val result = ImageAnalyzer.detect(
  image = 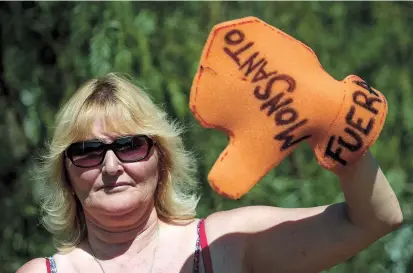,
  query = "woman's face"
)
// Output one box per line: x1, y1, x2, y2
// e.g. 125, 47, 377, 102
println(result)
65, 119, 160, 220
